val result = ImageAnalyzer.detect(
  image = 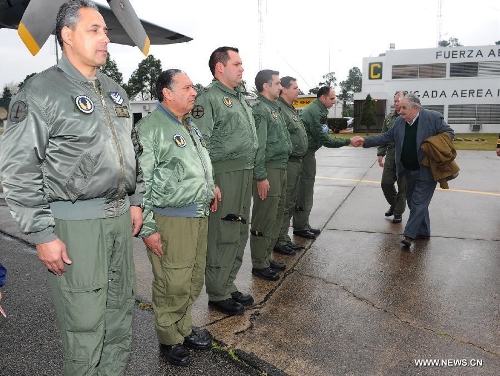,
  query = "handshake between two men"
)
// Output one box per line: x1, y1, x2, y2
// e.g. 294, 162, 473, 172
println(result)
349, 136, 365, 147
